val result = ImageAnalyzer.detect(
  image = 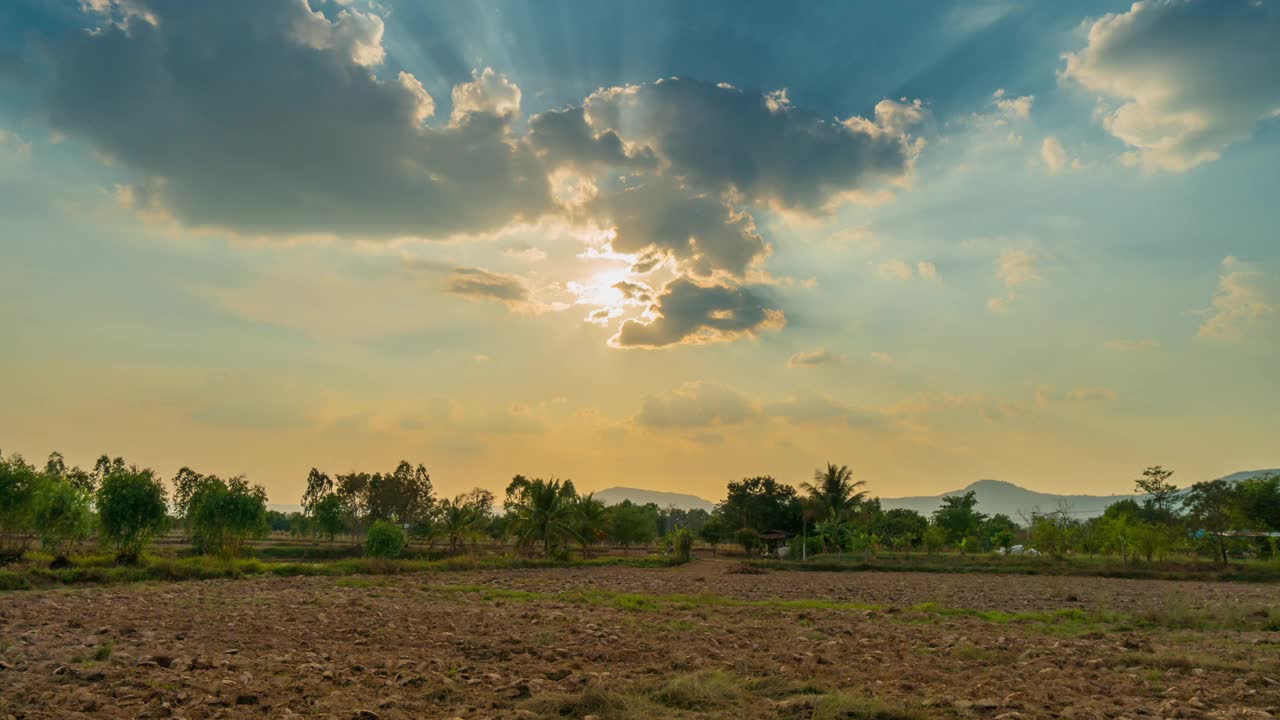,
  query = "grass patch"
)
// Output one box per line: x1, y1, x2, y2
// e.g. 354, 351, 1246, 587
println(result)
1115, 651, 1271, 675
92, 640, 113, 662
427, 584, 885, 615
518, 670, 928, 720
0, 552, 686, 592
751, 553, 1280, 583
